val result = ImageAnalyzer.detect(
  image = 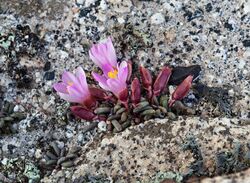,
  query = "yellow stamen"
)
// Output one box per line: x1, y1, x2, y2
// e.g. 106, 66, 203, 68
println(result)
108, 69, 118, 79
67, 81, 74, 86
